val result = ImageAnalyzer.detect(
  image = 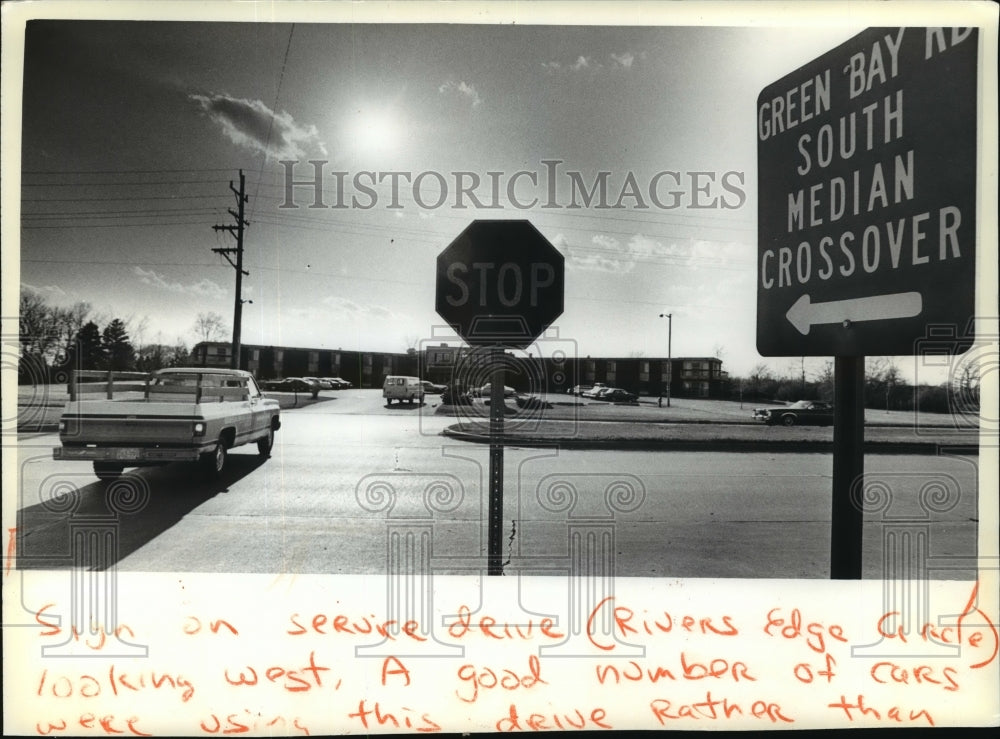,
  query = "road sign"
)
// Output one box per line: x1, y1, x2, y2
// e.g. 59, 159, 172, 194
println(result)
757, 27, 977, 356
436, 220, 565, 349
